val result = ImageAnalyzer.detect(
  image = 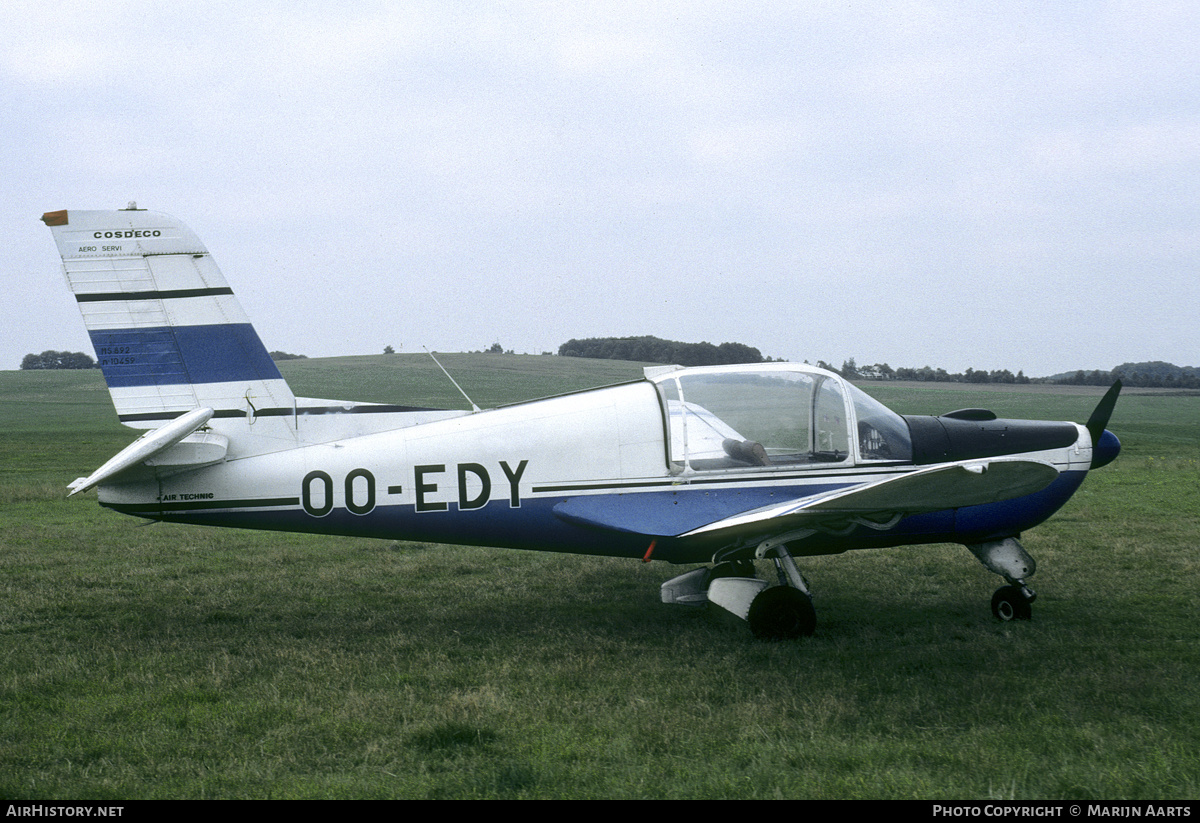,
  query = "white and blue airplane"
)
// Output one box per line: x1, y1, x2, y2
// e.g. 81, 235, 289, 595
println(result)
42, 206, 1122, 638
